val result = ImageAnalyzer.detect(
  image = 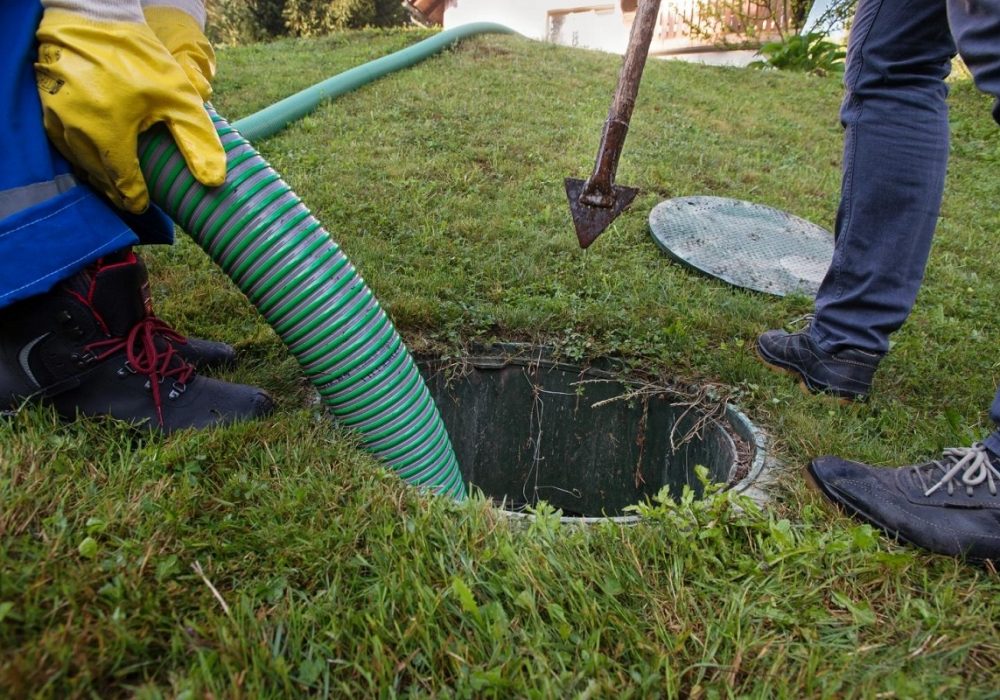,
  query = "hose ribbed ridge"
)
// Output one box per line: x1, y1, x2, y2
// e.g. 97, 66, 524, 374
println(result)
138, 109, 466, 499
